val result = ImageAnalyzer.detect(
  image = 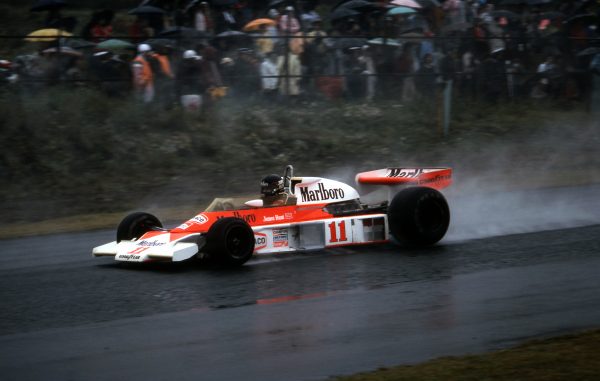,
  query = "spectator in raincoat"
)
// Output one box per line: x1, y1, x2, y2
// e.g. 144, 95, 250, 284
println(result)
260, 51, 279, 99
176, 50, 205, 111
131, 43, 154, 103
148, 45, 175, 107
277, 51, 301, 98
279, 6, 300, 35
